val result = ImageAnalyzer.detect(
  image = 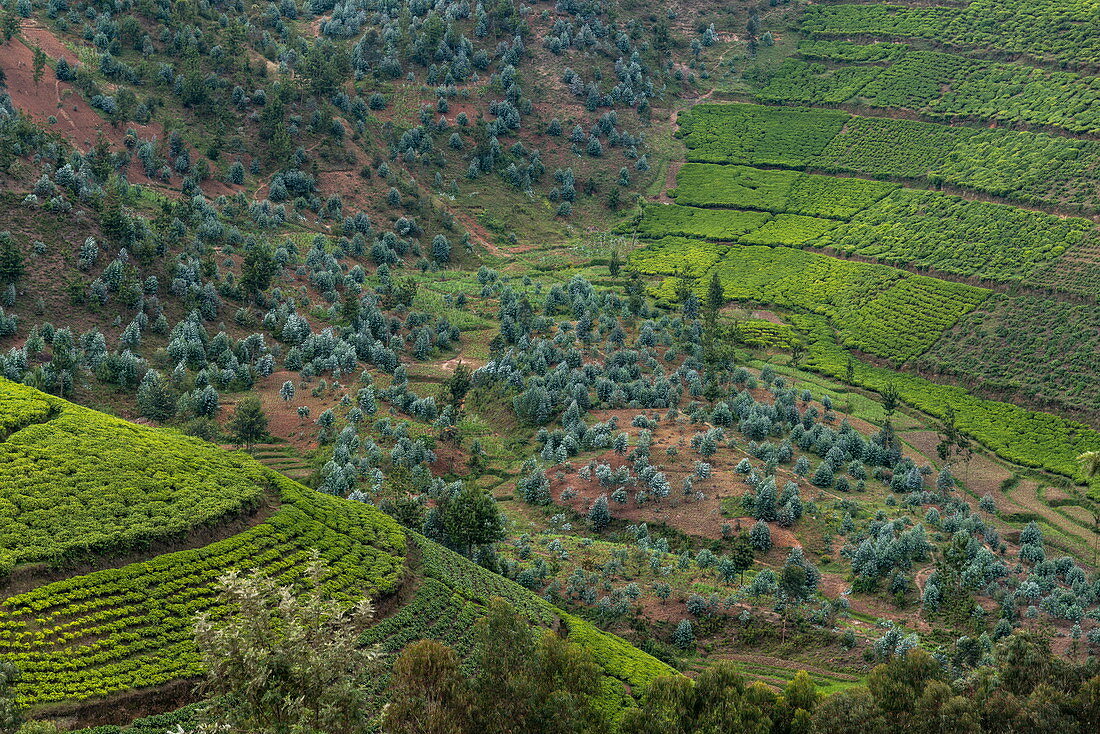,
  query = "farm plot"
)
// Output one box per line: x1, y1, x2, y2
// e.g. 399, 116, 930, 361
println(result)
666, 164, 1088, 283
0, 380, 270, 571
818, 188, 1090, 281
631, 204, 771, 240
616, 236, 727, 278
0, 380, 55, 438
757, 47, 1100, 135
636, 238, 989, 363
801, 0, 1100, 68
679, 104, 1100, 210
672, 163, 897, 219
919, 294, 1100, 414
677, 104, 848, 168
0, 476, 406, 706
